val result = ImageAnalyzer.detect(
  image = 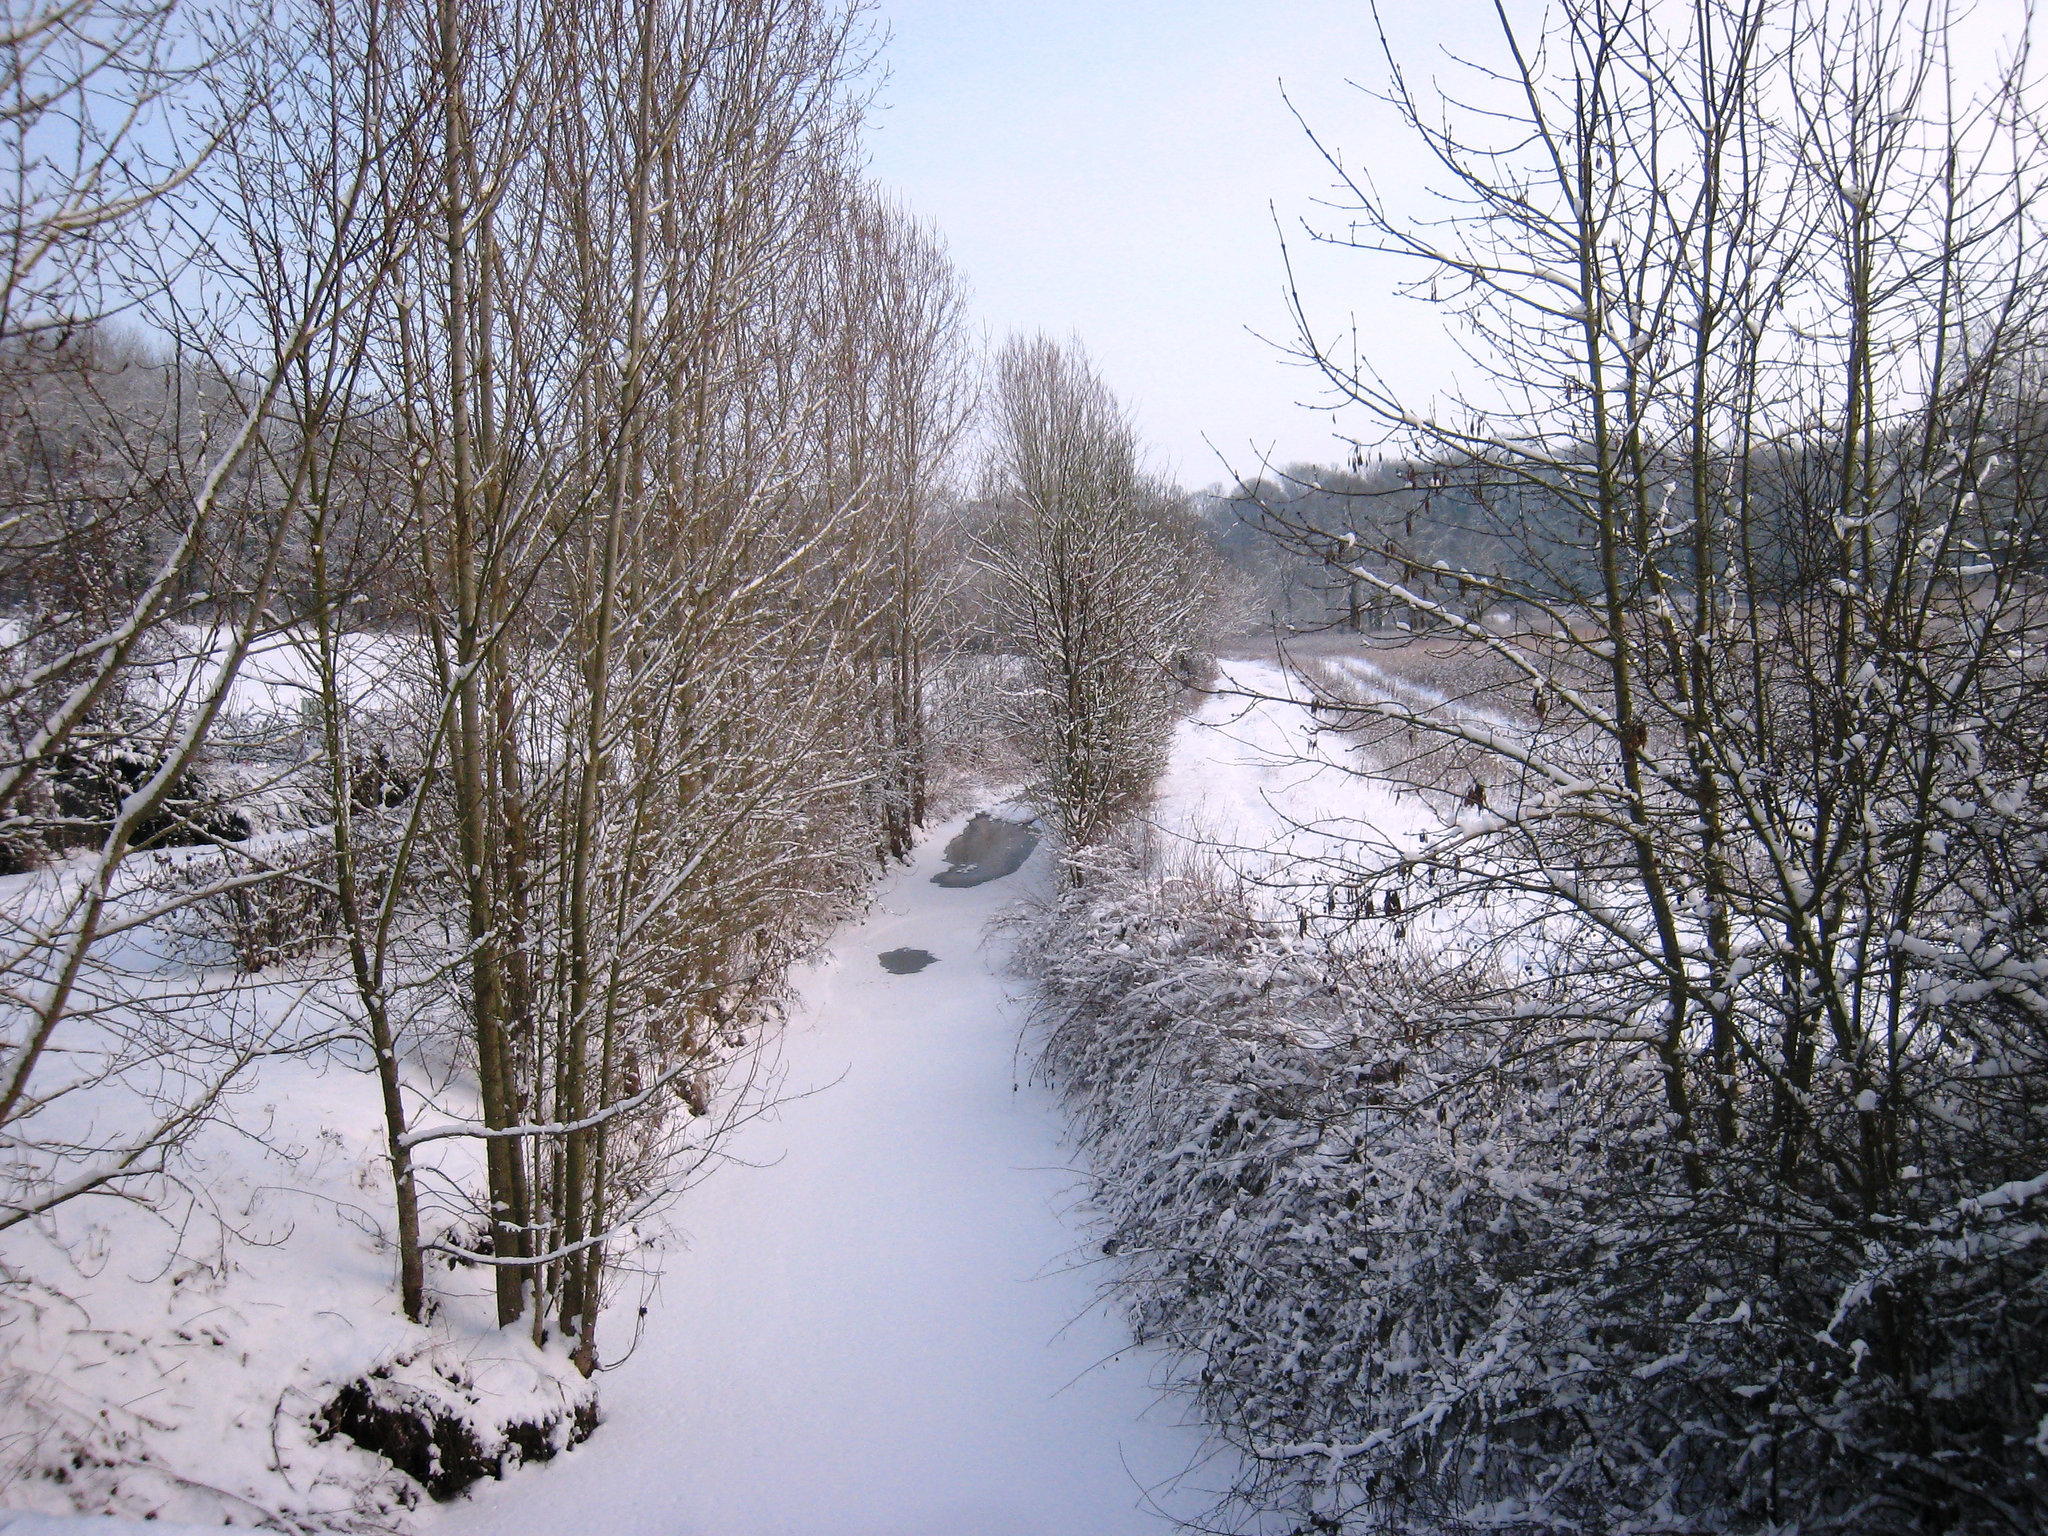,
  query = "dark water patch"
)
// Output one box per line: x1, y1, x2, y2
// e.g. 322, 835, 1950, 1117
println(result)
932, 812, 1039, 888
879, 947, 937, 975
